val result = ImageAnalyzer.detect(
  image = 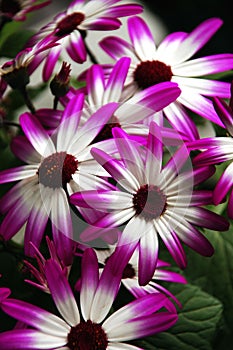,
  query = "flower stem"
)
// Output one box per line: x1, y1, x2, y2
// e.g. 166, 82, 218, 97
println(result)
19, 86, 36, 114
